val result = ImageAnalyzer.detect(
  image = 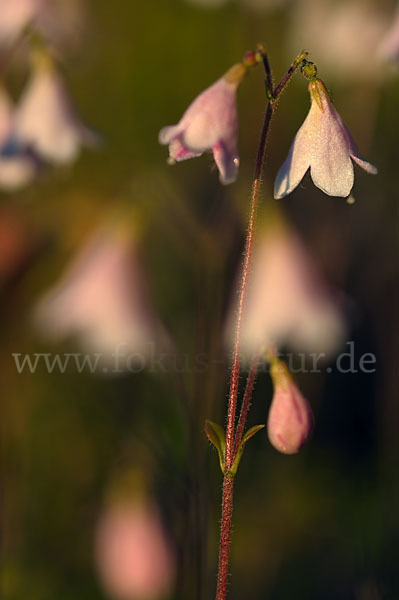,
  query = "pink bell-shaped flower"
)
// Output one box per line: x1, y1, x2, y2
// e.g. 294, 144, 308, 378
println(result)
159, 62, 247, 184
268, 358, 314, 455
274, 78, 377, 199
